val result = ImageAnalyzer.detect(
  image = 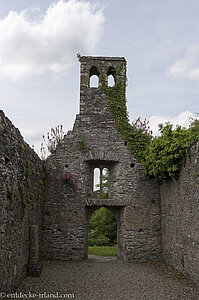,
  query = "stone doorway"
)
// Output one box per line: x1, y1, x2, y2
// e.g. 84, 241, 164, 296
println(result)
85, 206, 125, 259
